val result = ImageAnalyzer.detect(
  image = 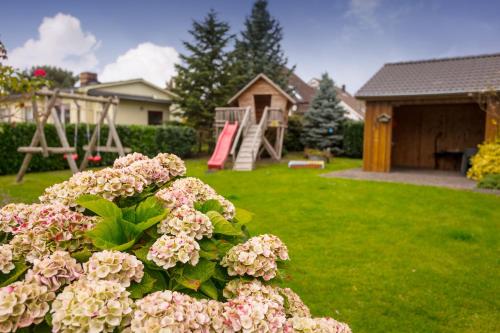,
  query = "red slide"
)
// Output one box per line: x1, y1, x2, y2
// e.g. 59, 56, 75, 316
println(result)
208, 121, 239, 170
